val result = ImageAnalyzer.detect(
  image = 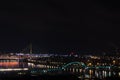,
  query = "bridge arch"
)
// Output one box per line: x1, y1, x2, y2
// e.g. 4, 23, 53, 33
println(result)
62, 61, 86, 69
